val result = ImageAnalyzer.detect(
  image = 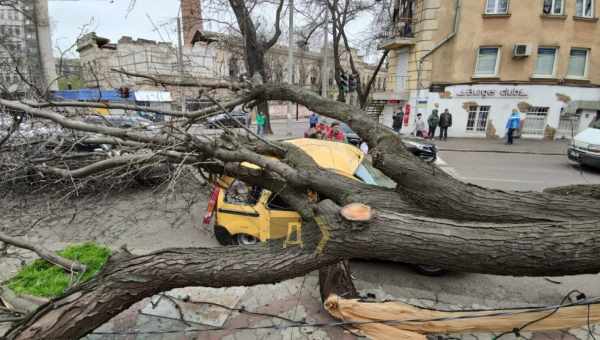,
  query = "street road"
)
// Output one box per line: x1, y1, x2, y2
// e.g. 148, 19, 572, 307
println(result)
438, 151, 600, 191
